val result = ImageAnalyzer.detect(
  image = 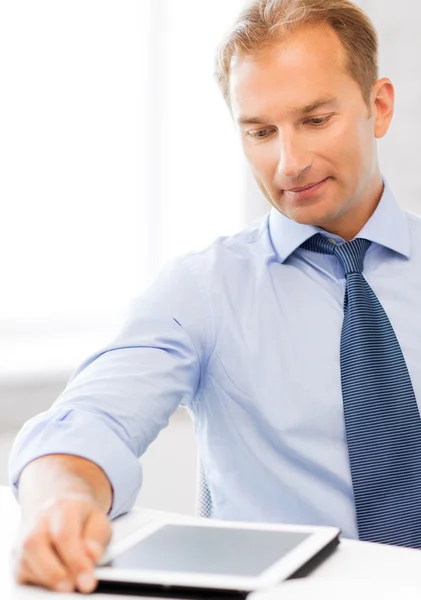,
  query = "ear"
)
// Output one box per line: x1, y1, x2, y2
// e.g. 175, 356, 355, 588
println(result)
371, 78, 395, 139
